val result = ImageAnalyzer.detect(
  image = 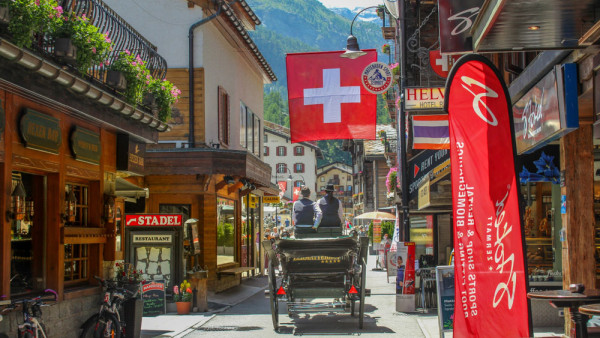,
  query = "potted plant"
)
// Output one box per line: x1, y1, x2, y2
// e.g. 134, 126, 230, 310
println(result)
381, 44, 390, 55
148, 77, 181, 122
51, 12, 111, 72
114, 262, 143, 292
5, 0, 63, 48
385, 167, 398, 196
109, 50, 150, 105
376, 5, 385, 19
173, 281, 193, 315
